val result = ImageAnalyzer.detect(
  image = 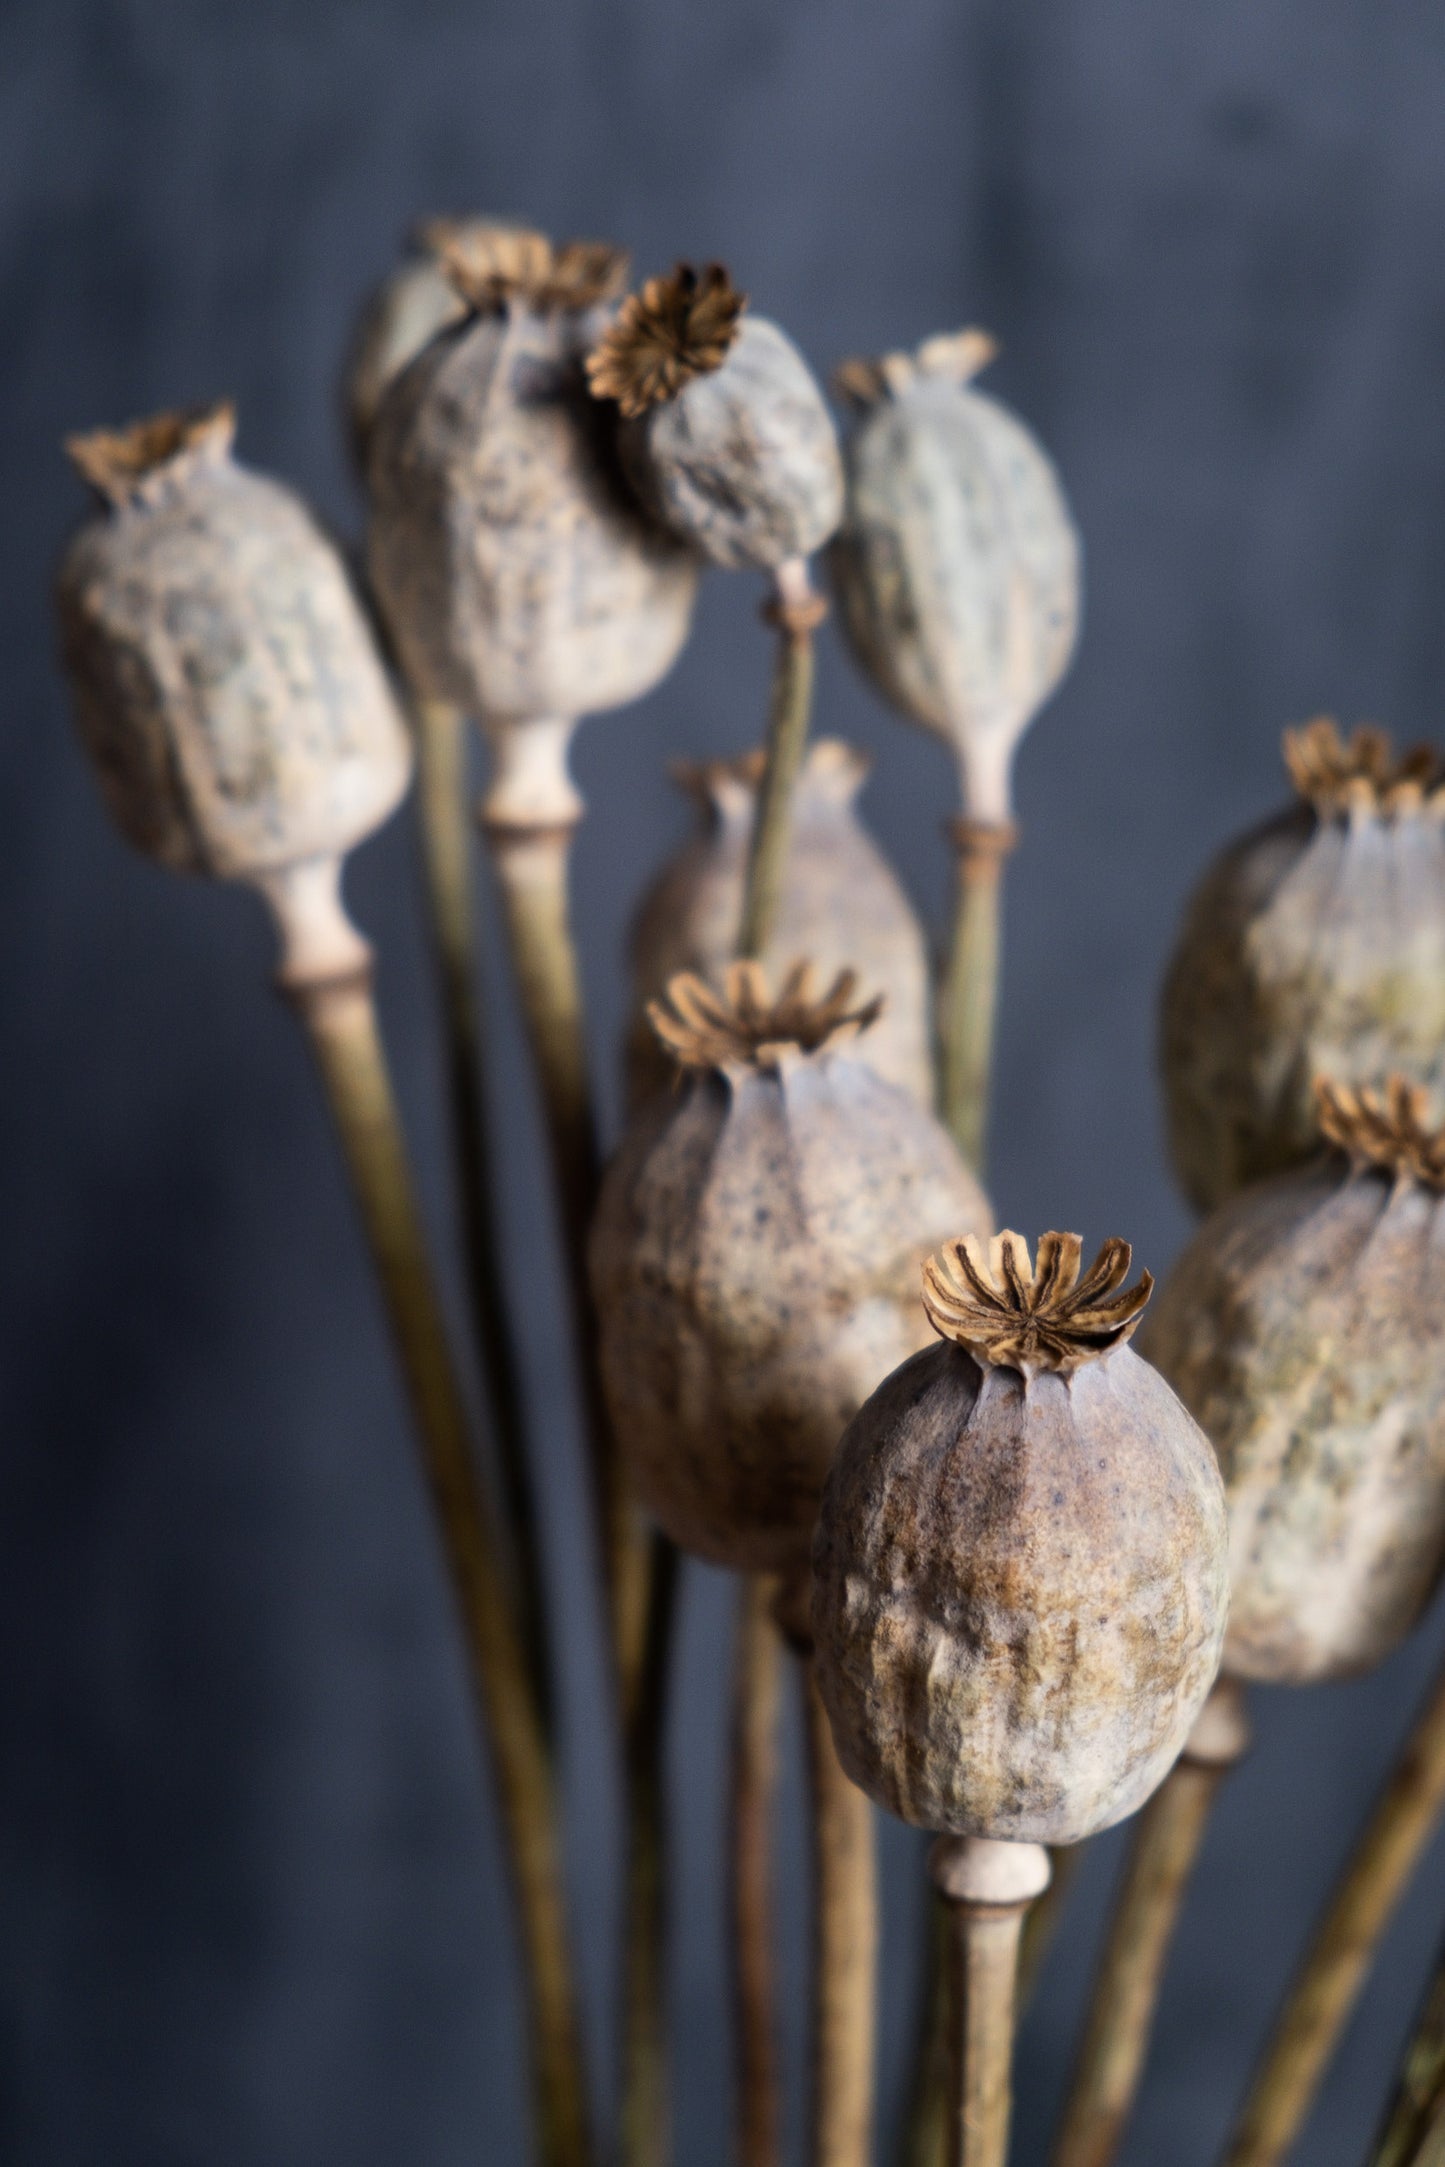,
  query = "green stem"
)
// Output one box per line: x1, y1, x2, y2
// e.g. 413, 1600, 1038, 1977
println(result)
737, 559, 825, 961
413, 697, 552, 1735
290, 964, 590, 2167
937, 820, 1018, 1172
